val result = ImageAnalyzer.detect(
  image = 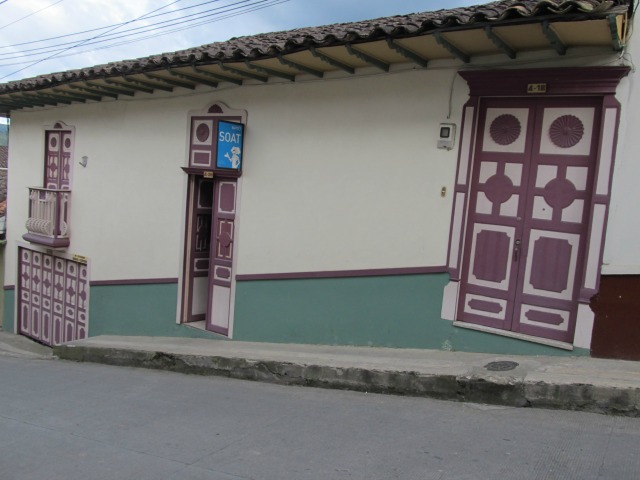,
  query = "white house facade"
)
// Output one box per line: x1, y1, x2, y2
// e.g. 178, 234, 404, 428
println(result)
1, 0, 638, 359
